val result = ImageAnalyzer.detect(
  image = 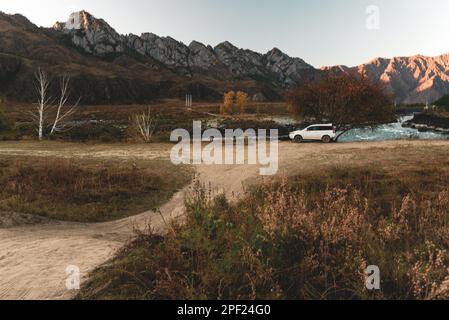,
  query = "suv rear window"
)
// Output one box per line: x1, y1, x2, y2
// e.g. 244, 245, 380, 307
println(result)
308, 126, 333, 131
